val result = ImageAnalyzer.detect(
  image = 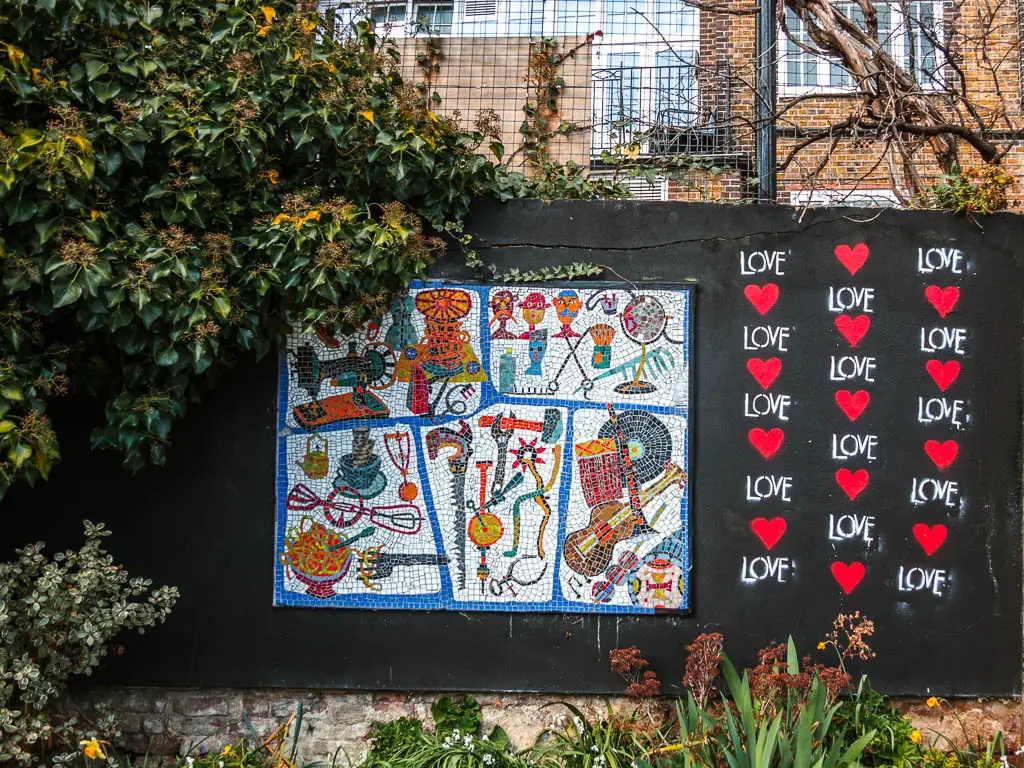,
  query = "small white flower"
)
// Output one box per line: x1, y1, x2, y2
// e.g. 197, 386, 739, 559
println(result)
594, 755, 606, 767
452, 728, 462, 739
481, 735, 489, 742
359, 750, 368, 763
464, 735, 473, 746
483, 754, 495, 765
218, 762, 225, 768
186, 759, 194, 768
591, 745, 599, 753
